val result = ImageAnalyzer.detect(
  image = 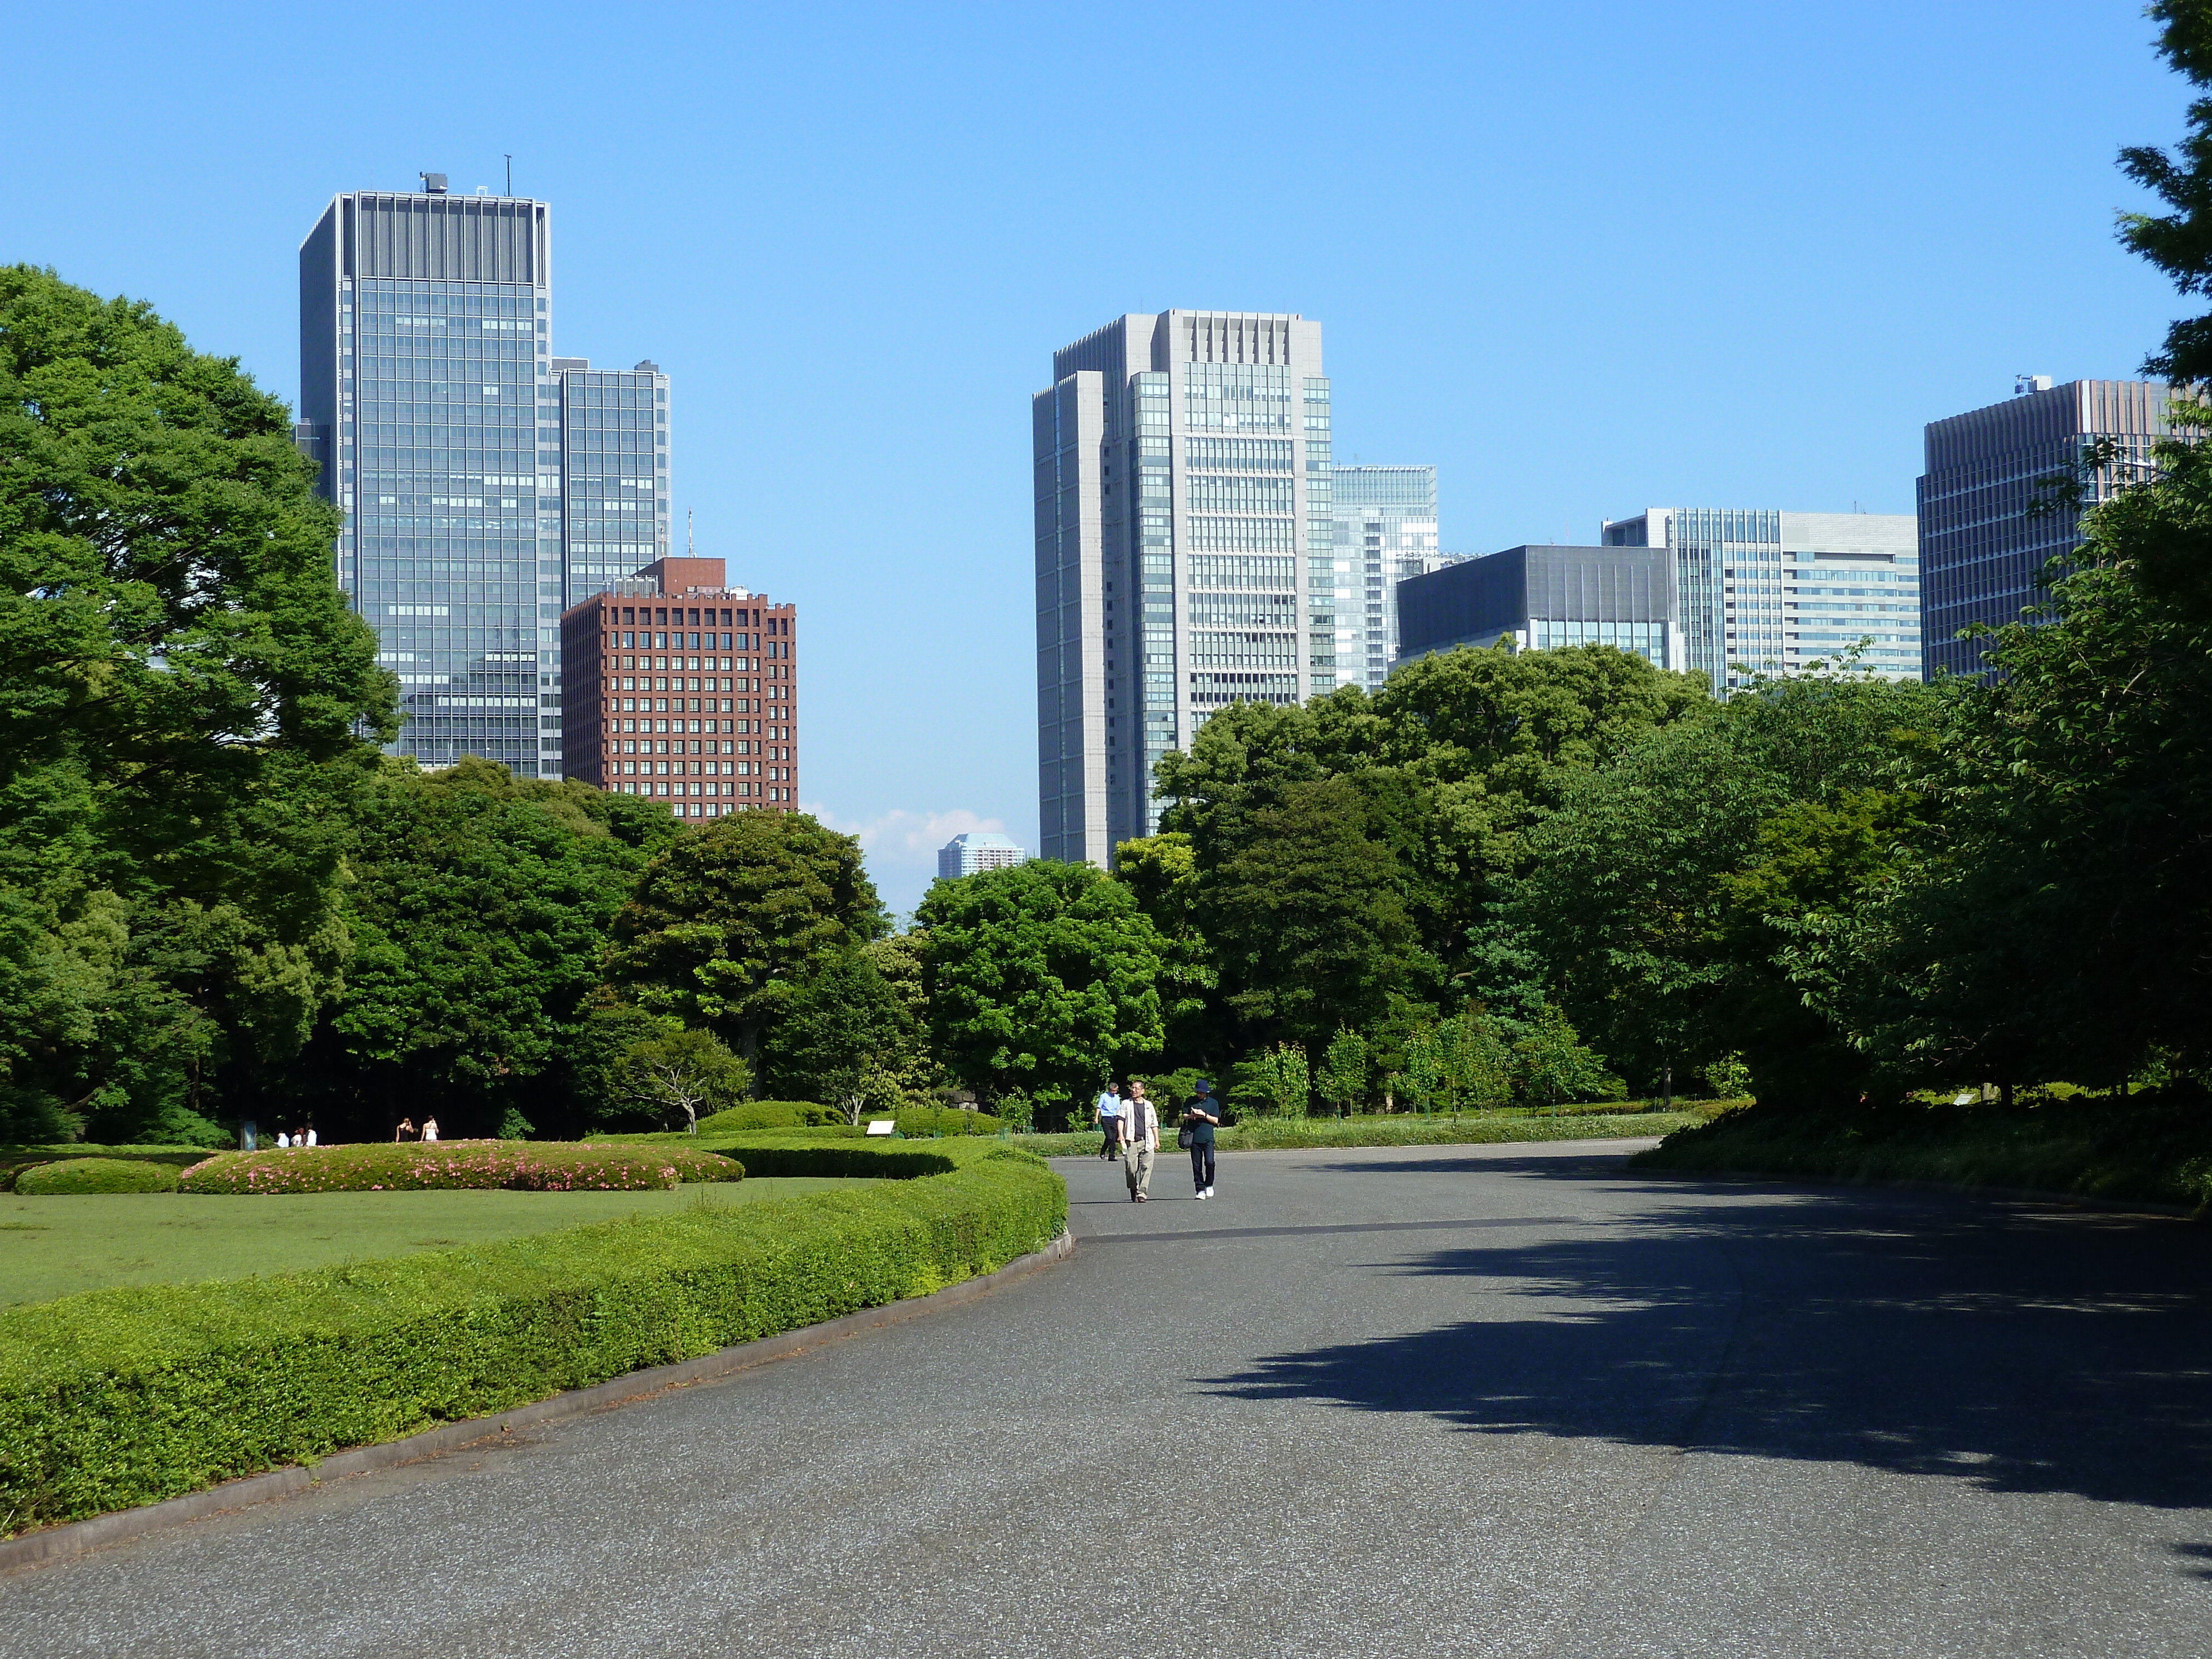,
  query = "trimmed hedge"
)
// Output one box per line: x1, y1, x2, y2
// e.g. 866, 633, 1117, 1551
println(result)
177, 1140, 743, 1195
890, 1107, 1005, 1138
694, 1101, 844, 1134
0, 1138, 1065, 1537
13, 1158, 182, 1196
1, 1149, 209, 1193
